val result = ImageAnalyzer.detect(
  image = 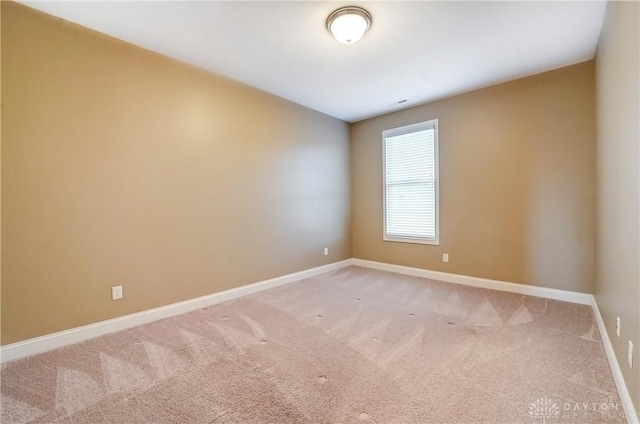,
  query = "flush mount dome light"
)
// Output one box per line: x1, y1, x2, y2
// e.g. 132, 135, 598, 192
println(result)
326, 6, 372, 45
